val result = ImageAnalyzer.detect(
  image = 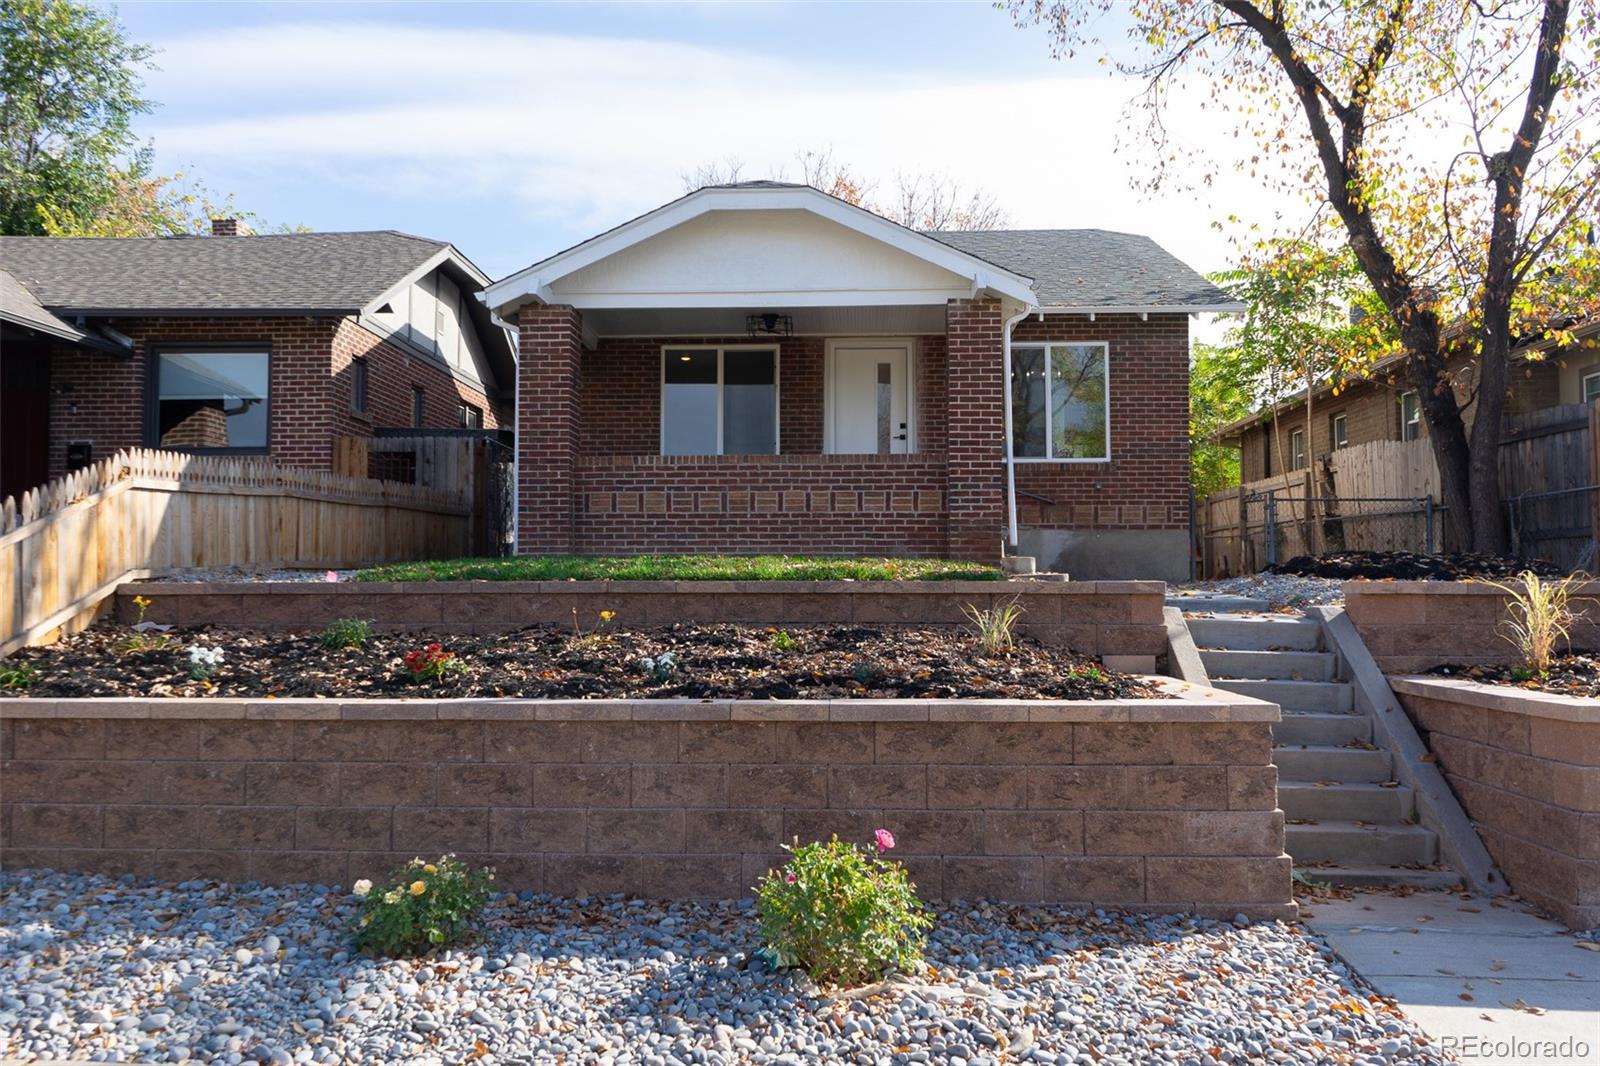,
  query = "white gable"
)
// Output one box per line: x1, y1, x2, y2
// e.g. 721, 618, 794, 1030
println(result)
549, 210, 976, 308
483, 184, 1038, 319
